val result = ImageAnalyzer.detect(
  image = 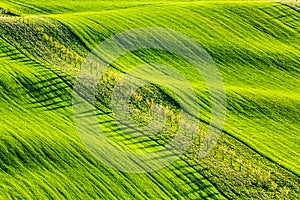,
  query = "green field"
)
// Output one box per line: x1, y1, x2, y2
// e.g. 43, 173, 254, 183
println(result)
0, 0, 299, 199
